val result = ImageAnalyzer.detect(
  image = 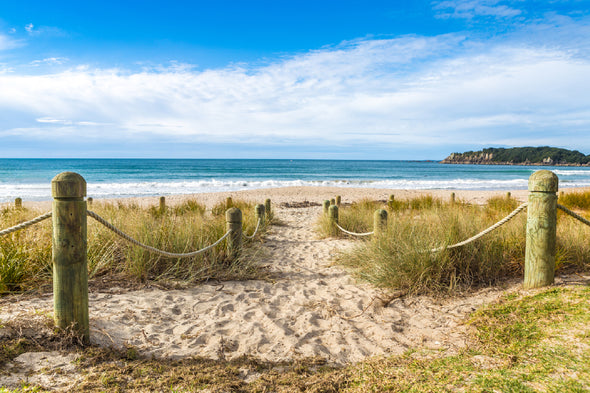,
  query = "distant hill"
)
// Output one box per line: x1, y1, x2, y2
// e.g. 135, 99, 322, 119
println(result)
441, 147, 590, 166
